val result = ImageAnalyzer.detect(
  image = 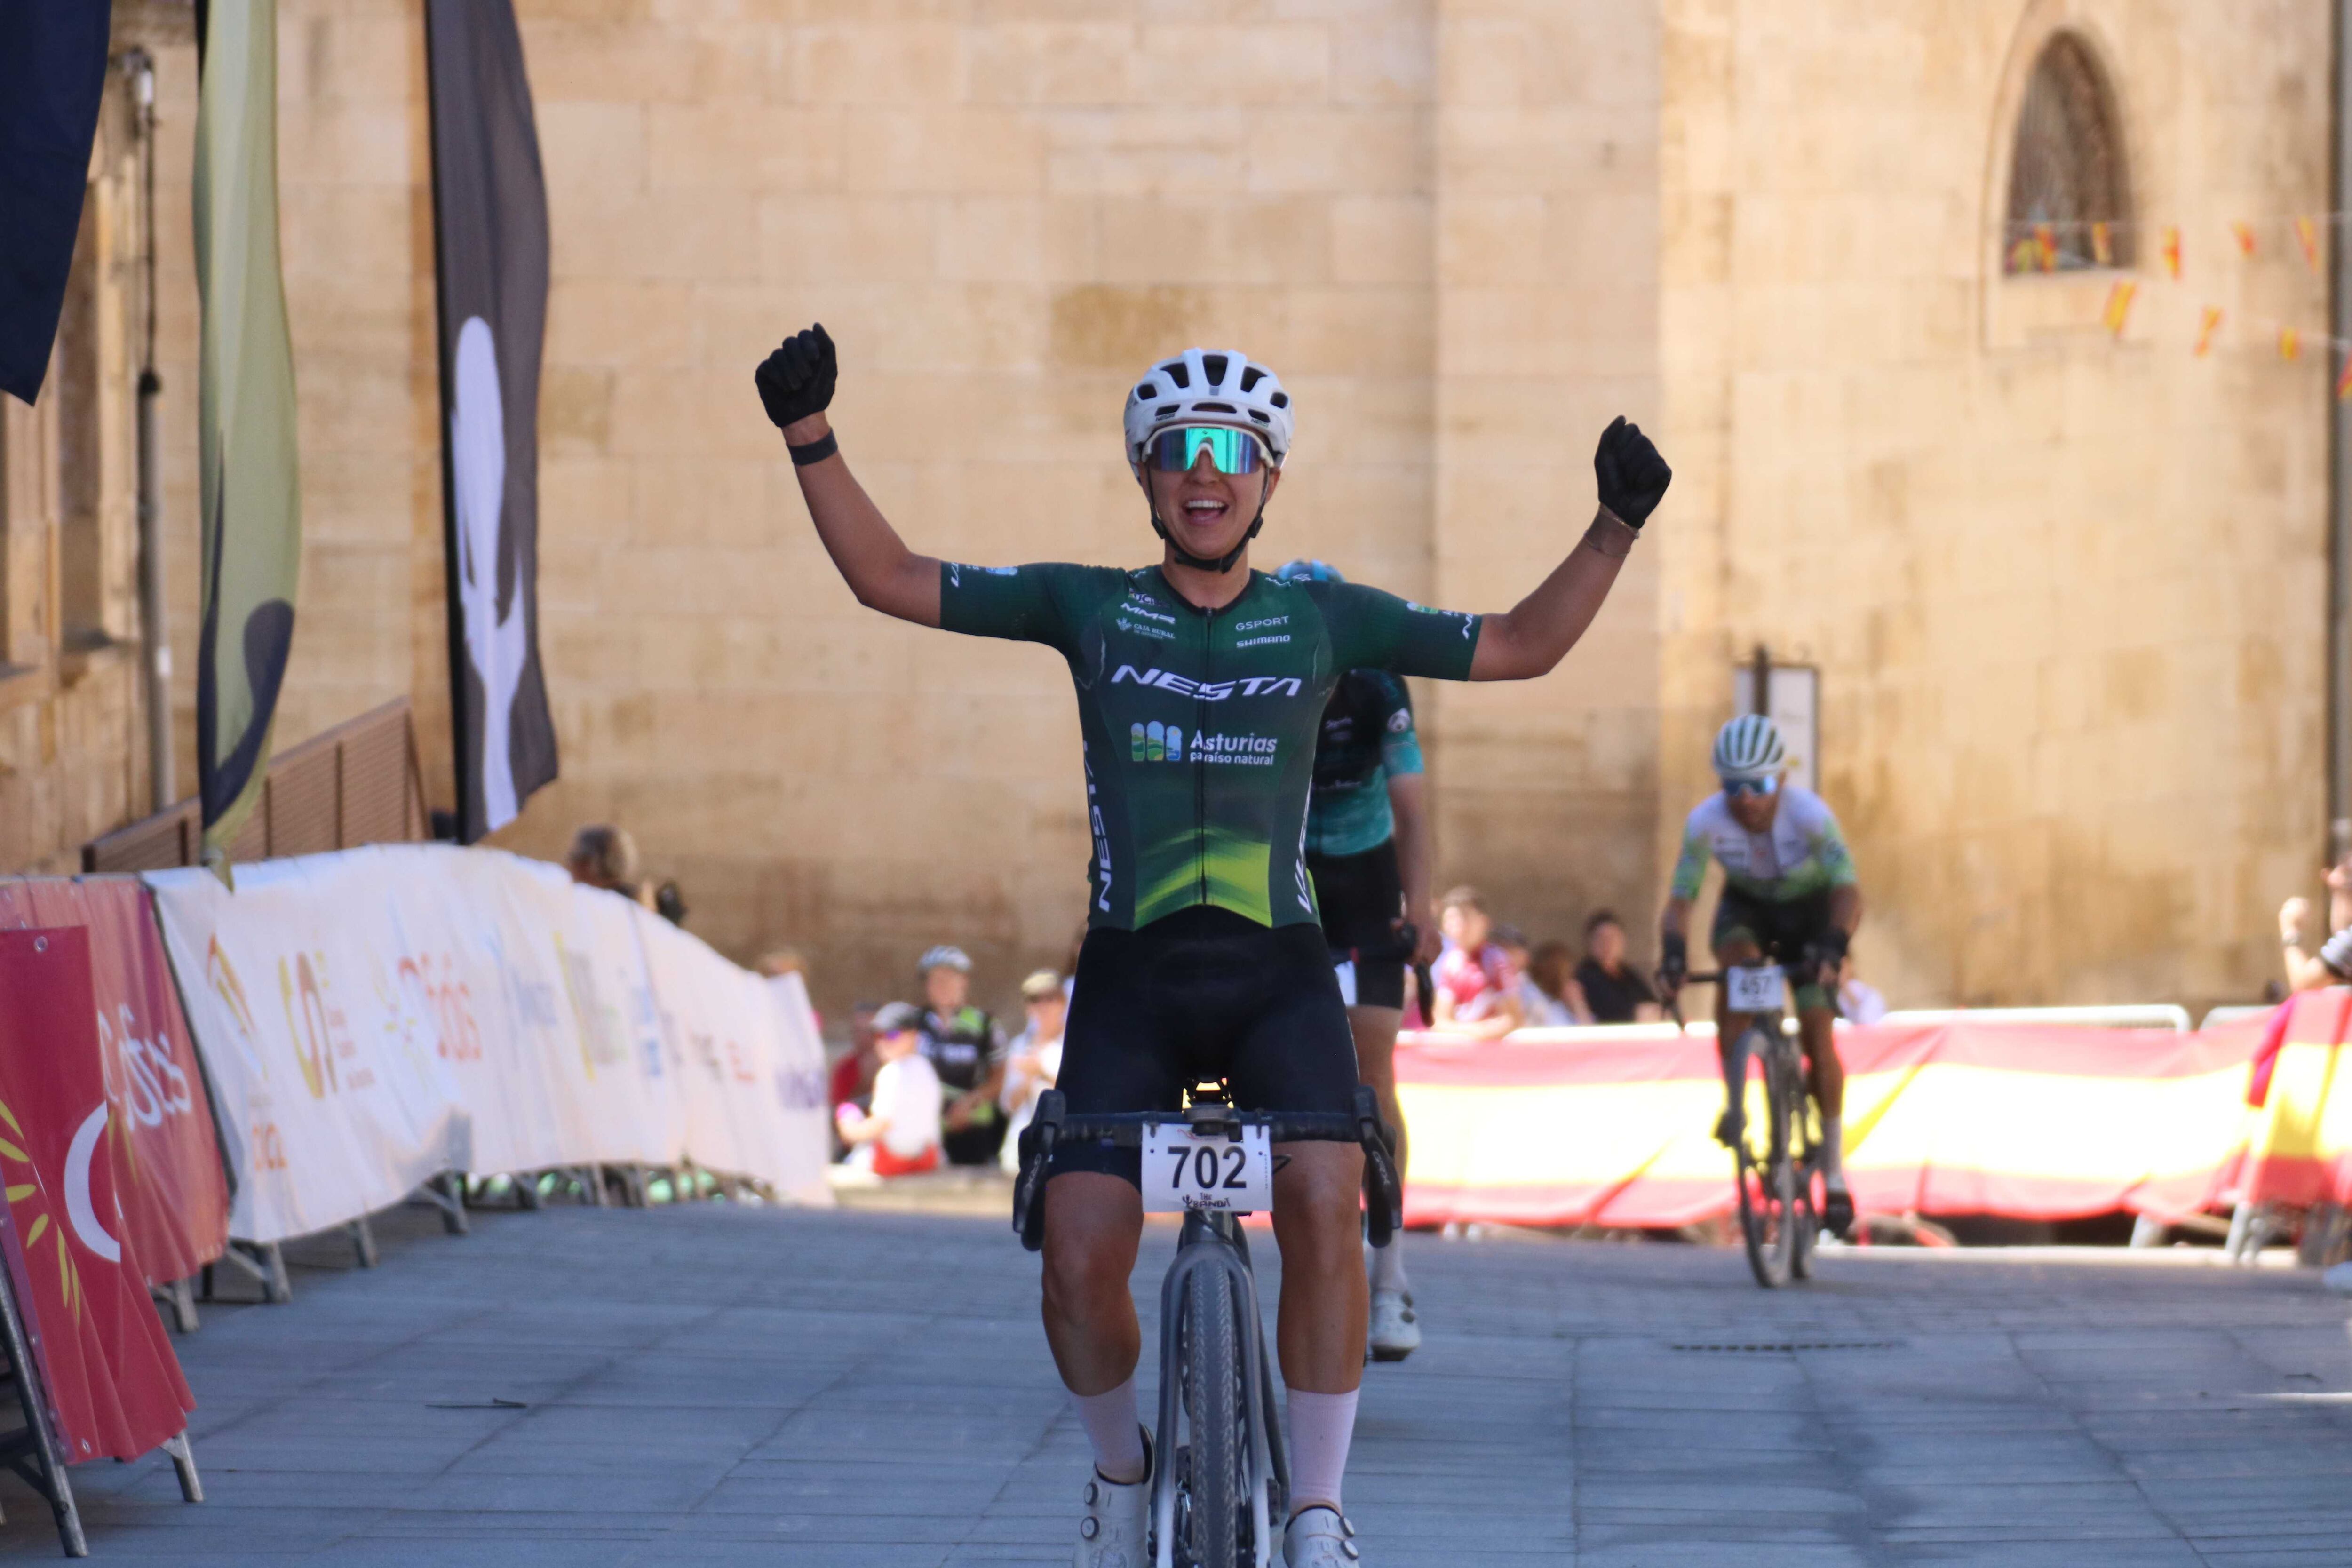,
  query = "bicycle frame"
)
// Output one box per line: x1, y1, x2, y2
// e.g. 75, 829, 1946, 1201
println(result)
1151, 1211, 1287, 1568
